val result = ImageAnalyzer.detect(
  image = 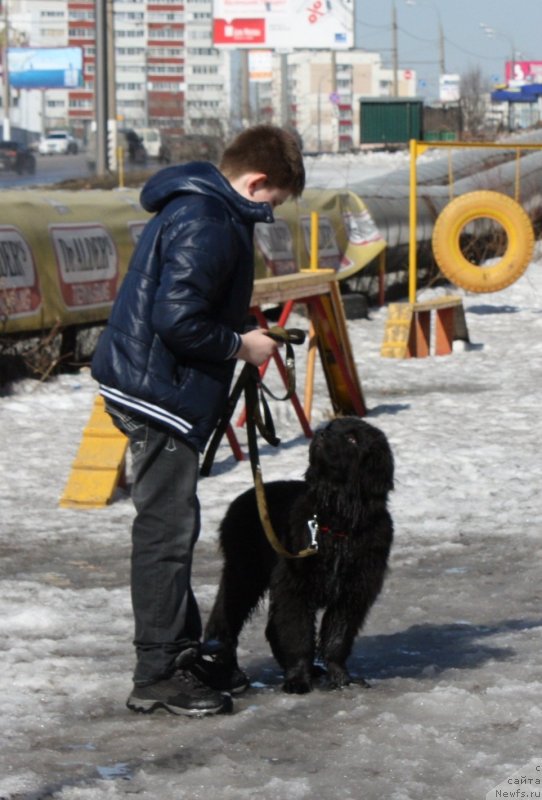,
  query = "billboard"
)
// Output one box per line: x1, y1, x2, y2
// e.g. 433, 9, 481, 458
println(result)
506, 60, 542, 86
212, 0, 354, 49
7, 47, 83, 90
248, 49, 273, 82
439, 74, 460, 103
